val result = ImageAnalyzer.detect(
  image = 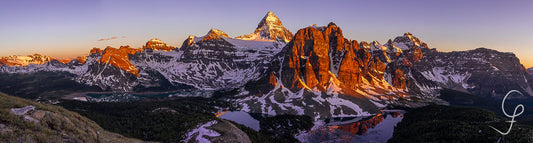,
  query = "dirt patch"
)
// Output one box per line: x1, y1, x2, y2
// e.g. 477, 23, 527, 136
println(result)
31, 110, 46, 120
